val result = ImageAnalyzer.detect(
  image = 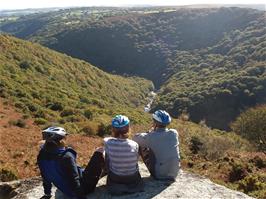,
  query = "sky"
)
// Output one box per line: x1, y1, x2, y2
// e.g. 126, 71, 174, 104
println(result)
0, 0, 265, 10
